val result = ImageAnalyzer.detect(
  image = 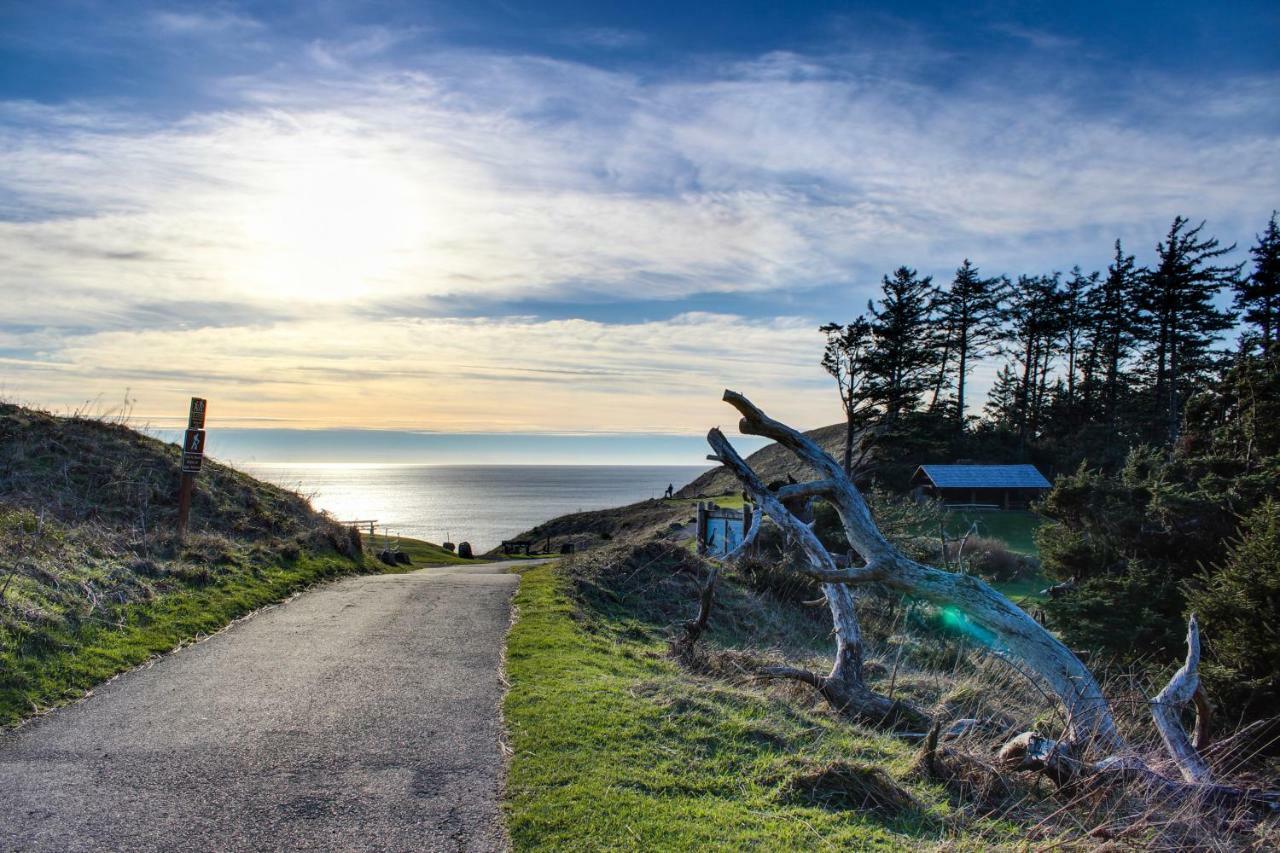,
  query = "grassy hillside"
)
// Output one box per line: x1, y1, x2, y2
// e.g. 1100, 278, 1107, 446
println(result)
493, 497, 700, 556
1, 403, 390, 724
677, 422, 847, 498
